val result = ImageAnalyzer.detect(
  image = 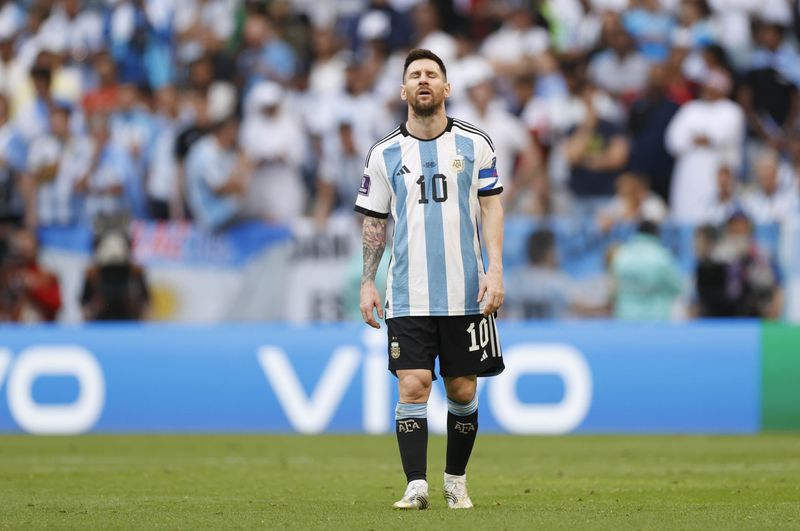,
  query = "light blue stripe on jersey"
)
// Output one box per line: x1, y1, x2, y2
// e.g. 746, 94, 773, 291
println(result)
419, 140, 448, 312
384, 142, 409, 313
456, 134, 479, 313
